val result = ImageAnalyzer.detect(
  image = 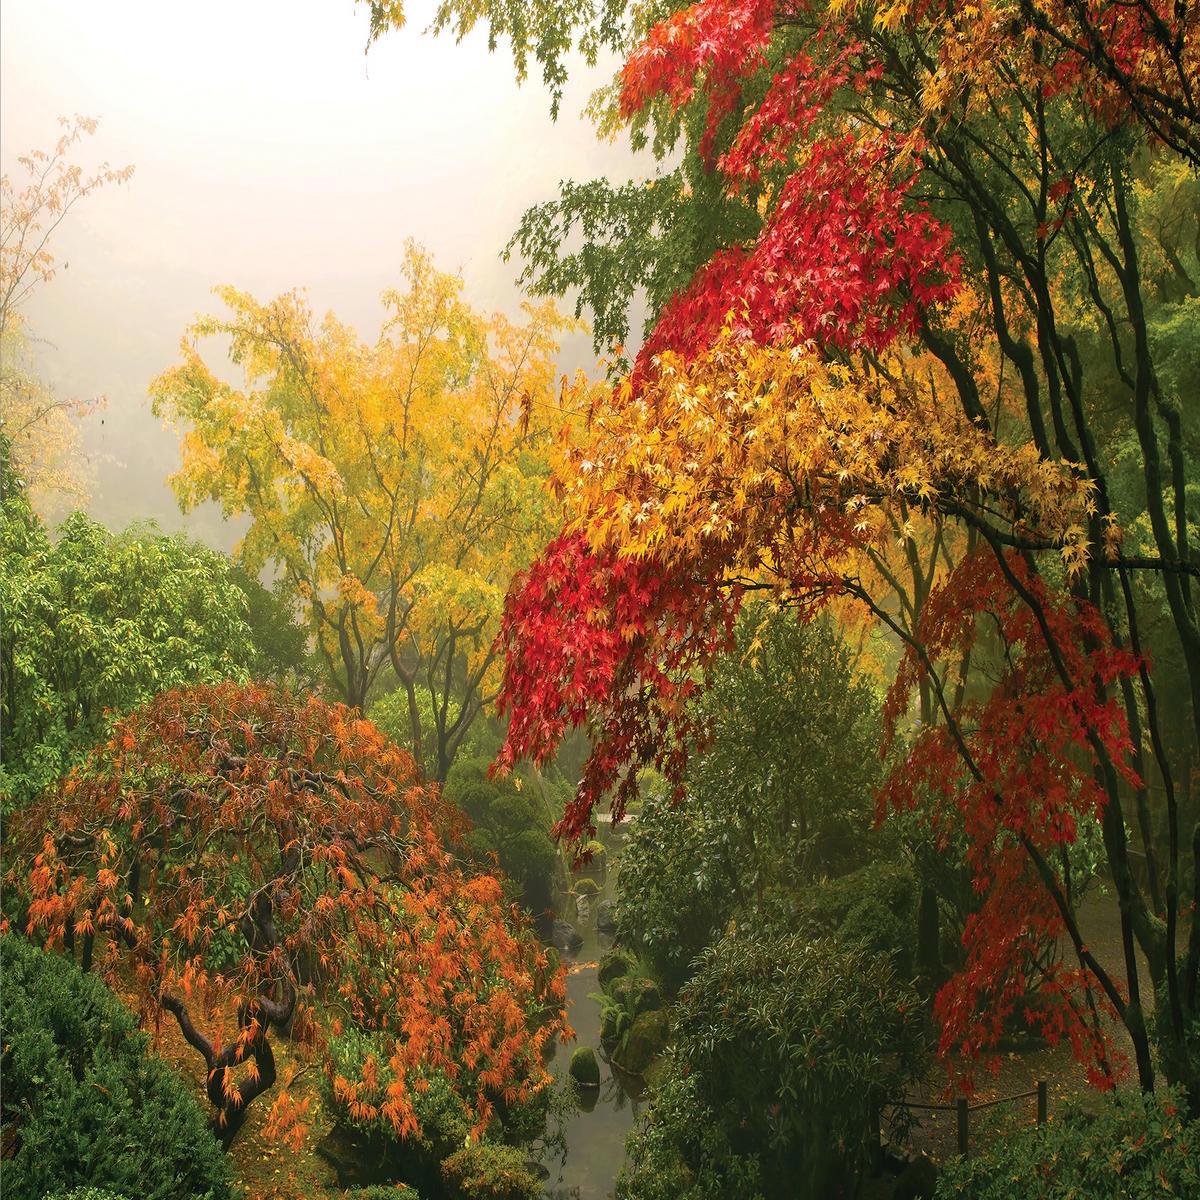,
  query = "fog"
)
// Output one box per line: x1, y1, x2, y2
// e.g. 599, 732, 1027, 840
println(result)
1, 0, 637, 544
